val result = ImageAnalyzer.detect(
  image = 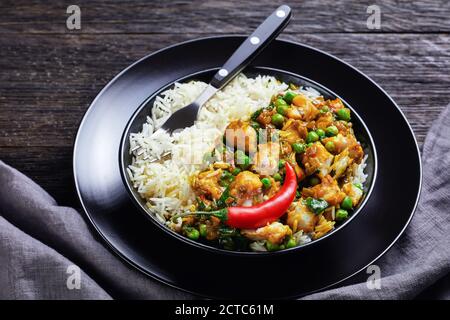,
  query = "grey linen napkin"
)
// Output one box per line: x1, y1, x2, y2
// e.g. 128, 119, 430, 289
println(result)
1, 106, 449, 300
